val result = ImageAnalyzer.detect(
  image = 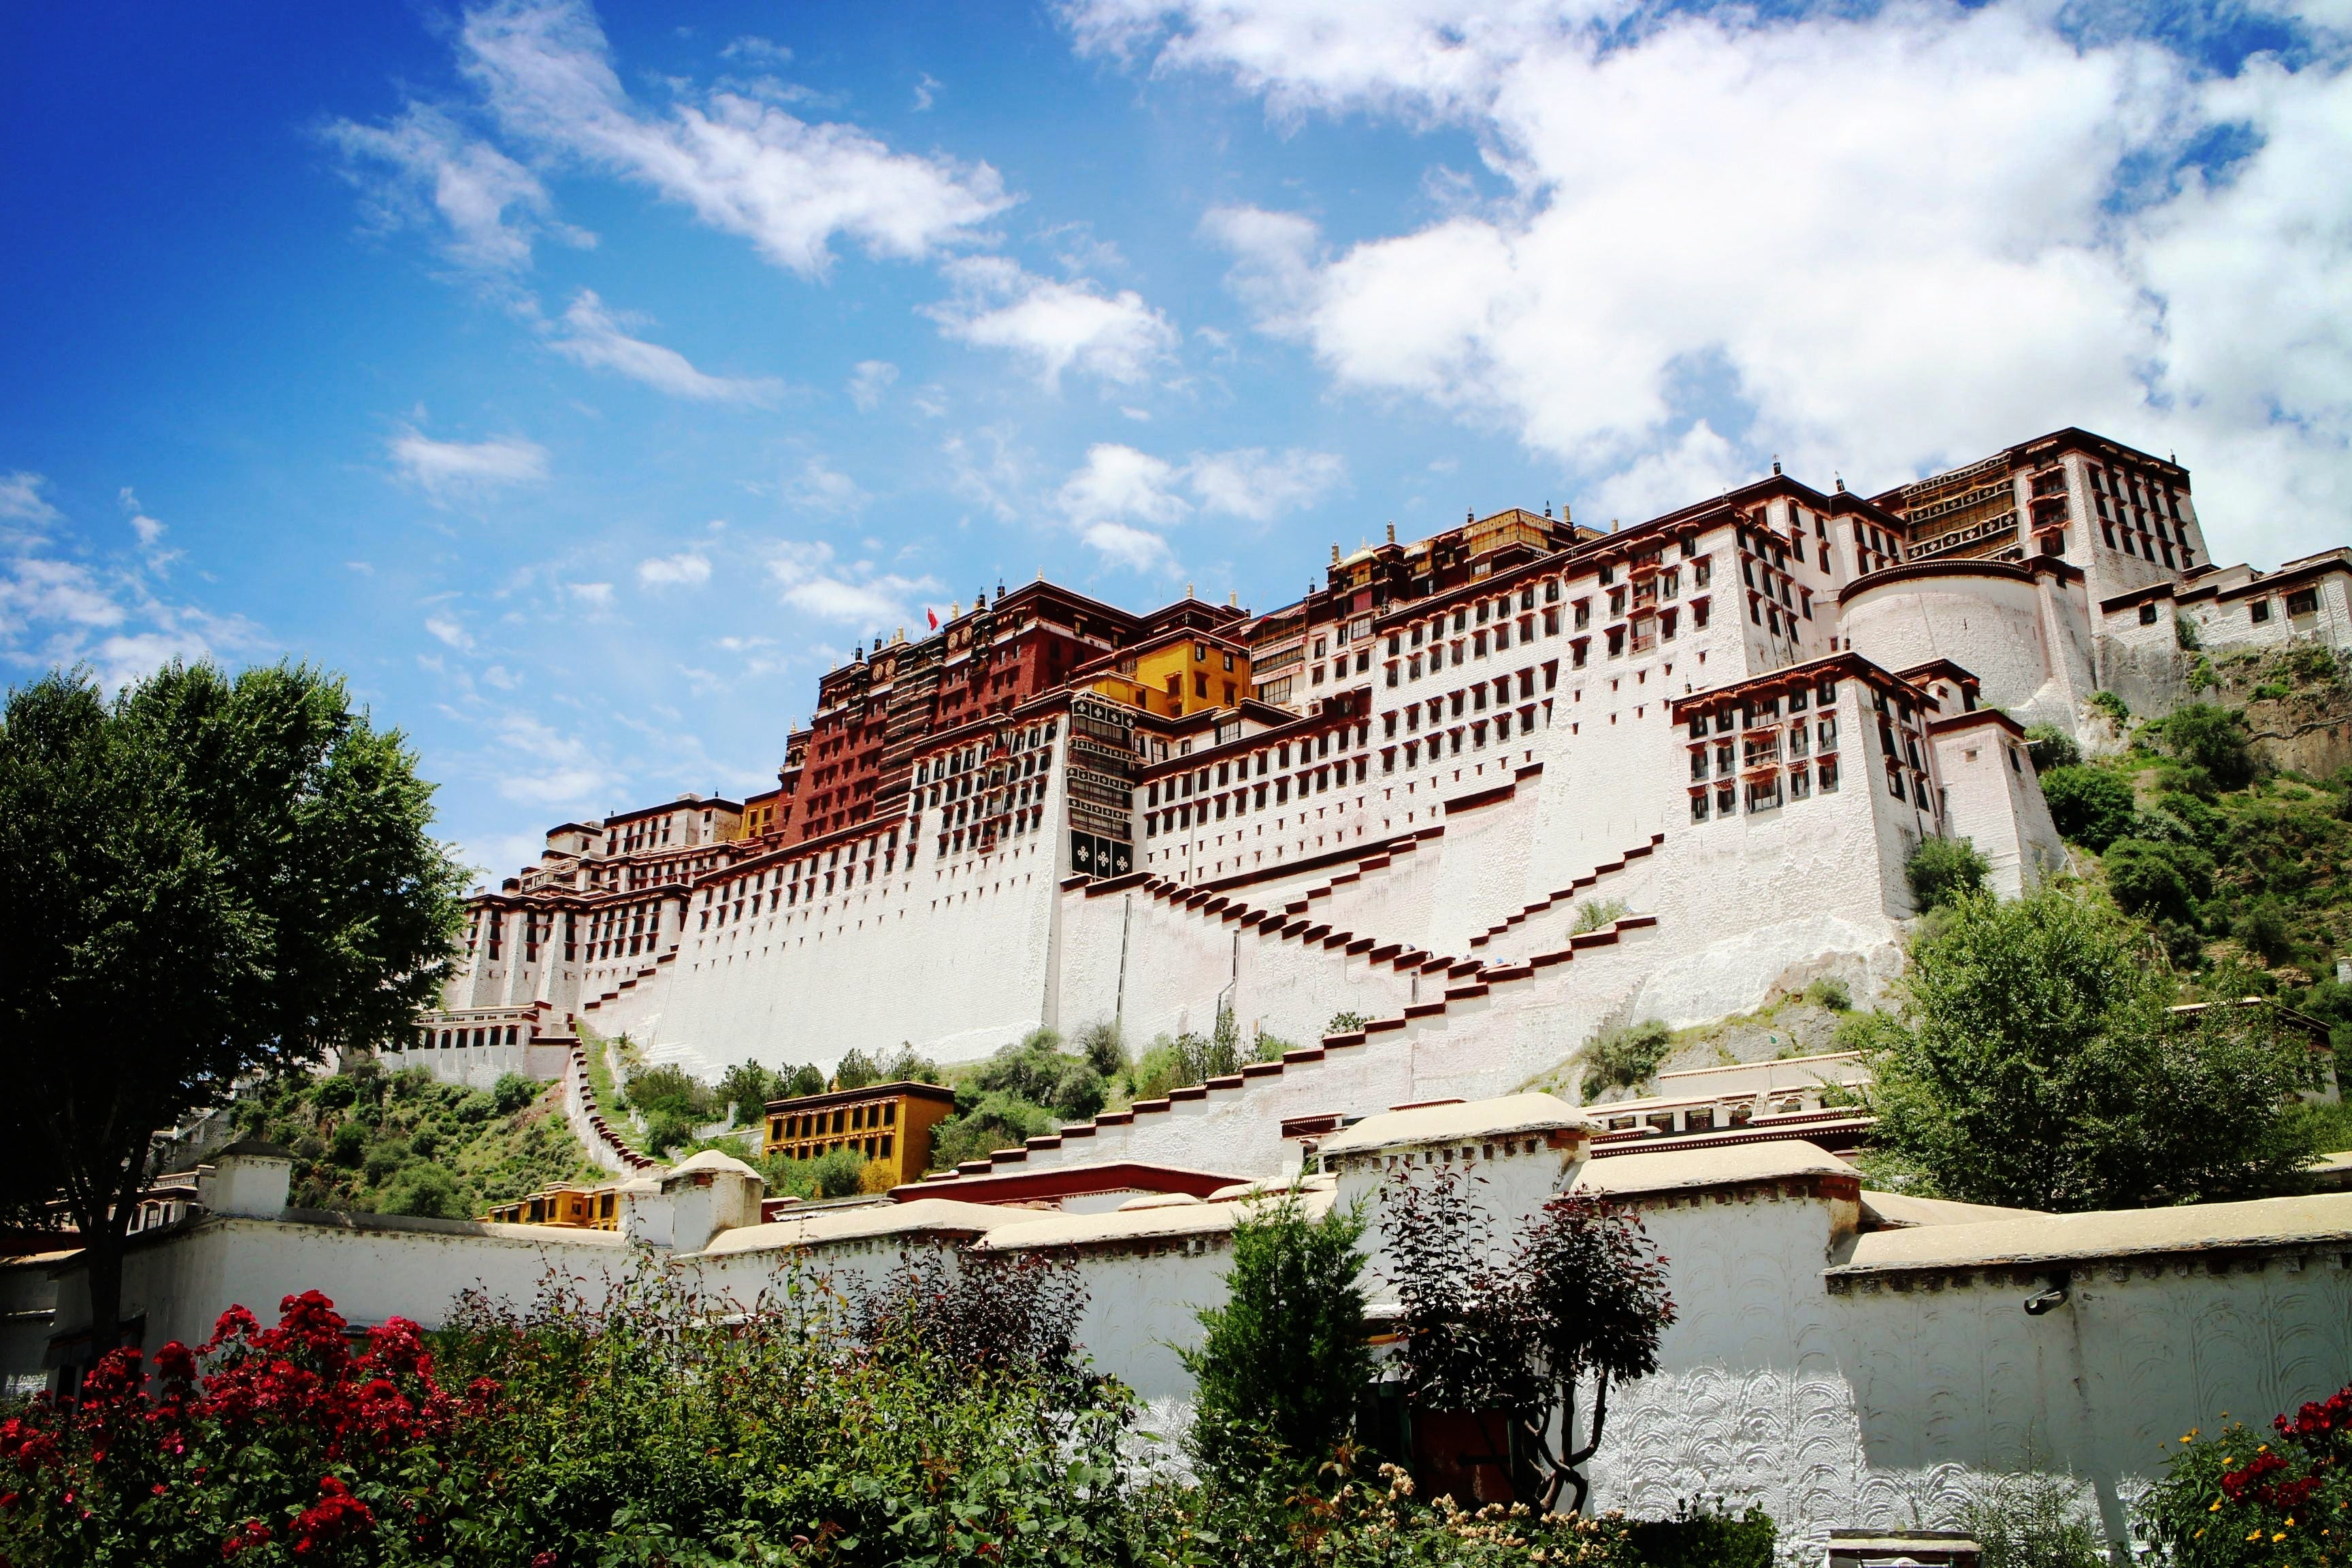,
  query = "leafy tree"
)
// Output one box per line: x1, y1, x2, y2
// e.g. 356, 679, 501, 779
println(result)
930, 1092, 1056, 1170
491, 1072, 540, 1116
1863, 886, 2324, 1210
2236, 896, 2298, 966
2102, 836, 2212, 926
621, 1064, 713, 1124
853, 1245, 1089, 1398
1385, 1169, 1674, 1512
378, 1162, 466, 1219
832, 1047, 883, 1090
875, 1043, 941, 1084
1906, 836, 1990, 912
1073, 1019, 1126, 1078
2022, 723, 2080, 773
1581, 1019, 1672, 1099
1047, 1063, 1106, 1120
1183, 1190, 1373, 1480
0, 664, 466, 1345
781, 1062, 826, 1100
716, 1060, 781, 1126
2161, 702, 2258, 789
975, 1031, 1068, 1105
2038, 764, 2137, 849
